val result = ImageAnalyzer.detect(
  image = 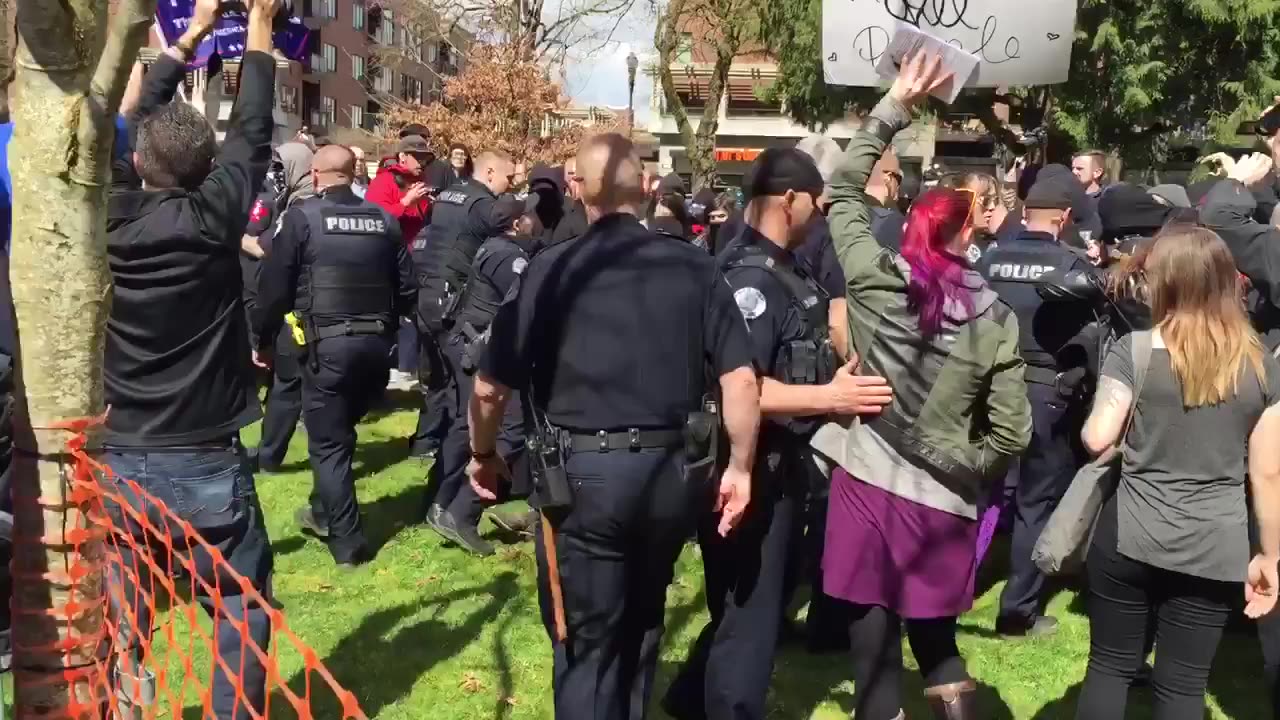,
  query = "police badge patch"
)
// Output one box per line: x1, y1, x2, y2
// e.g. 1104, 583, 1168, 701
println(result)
734, 287, 767, 320
512, 257, 528, 275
